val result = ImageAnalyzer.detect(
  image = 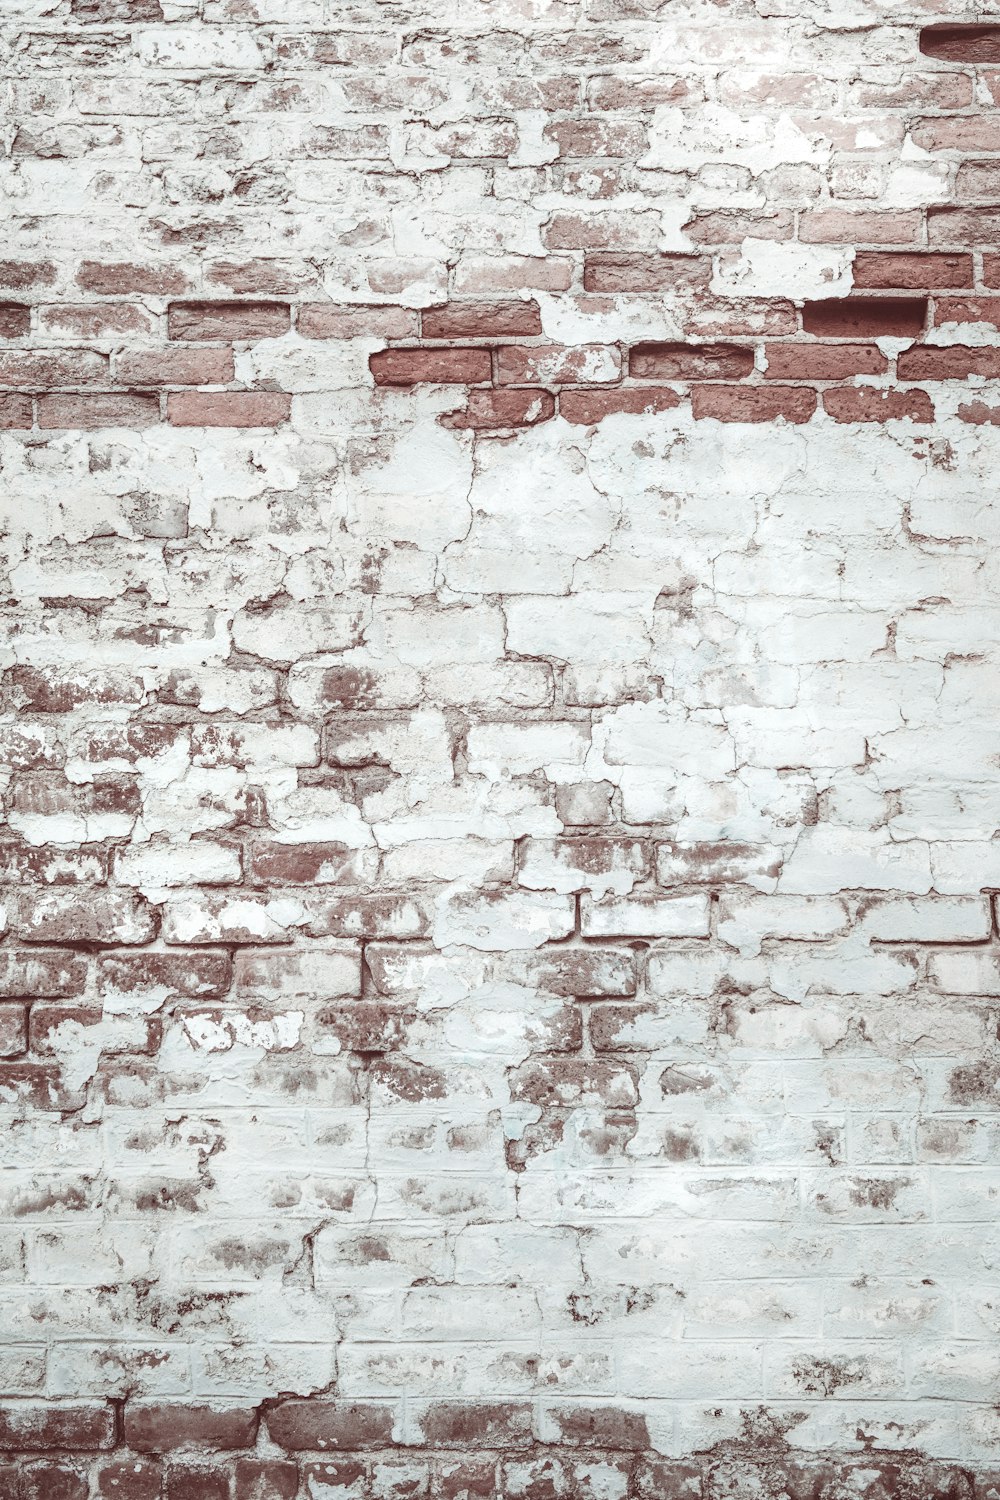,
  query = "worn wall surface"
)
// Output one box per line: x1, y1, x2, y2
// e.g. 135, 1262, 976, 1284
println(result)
4, 0, 1000, 1496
